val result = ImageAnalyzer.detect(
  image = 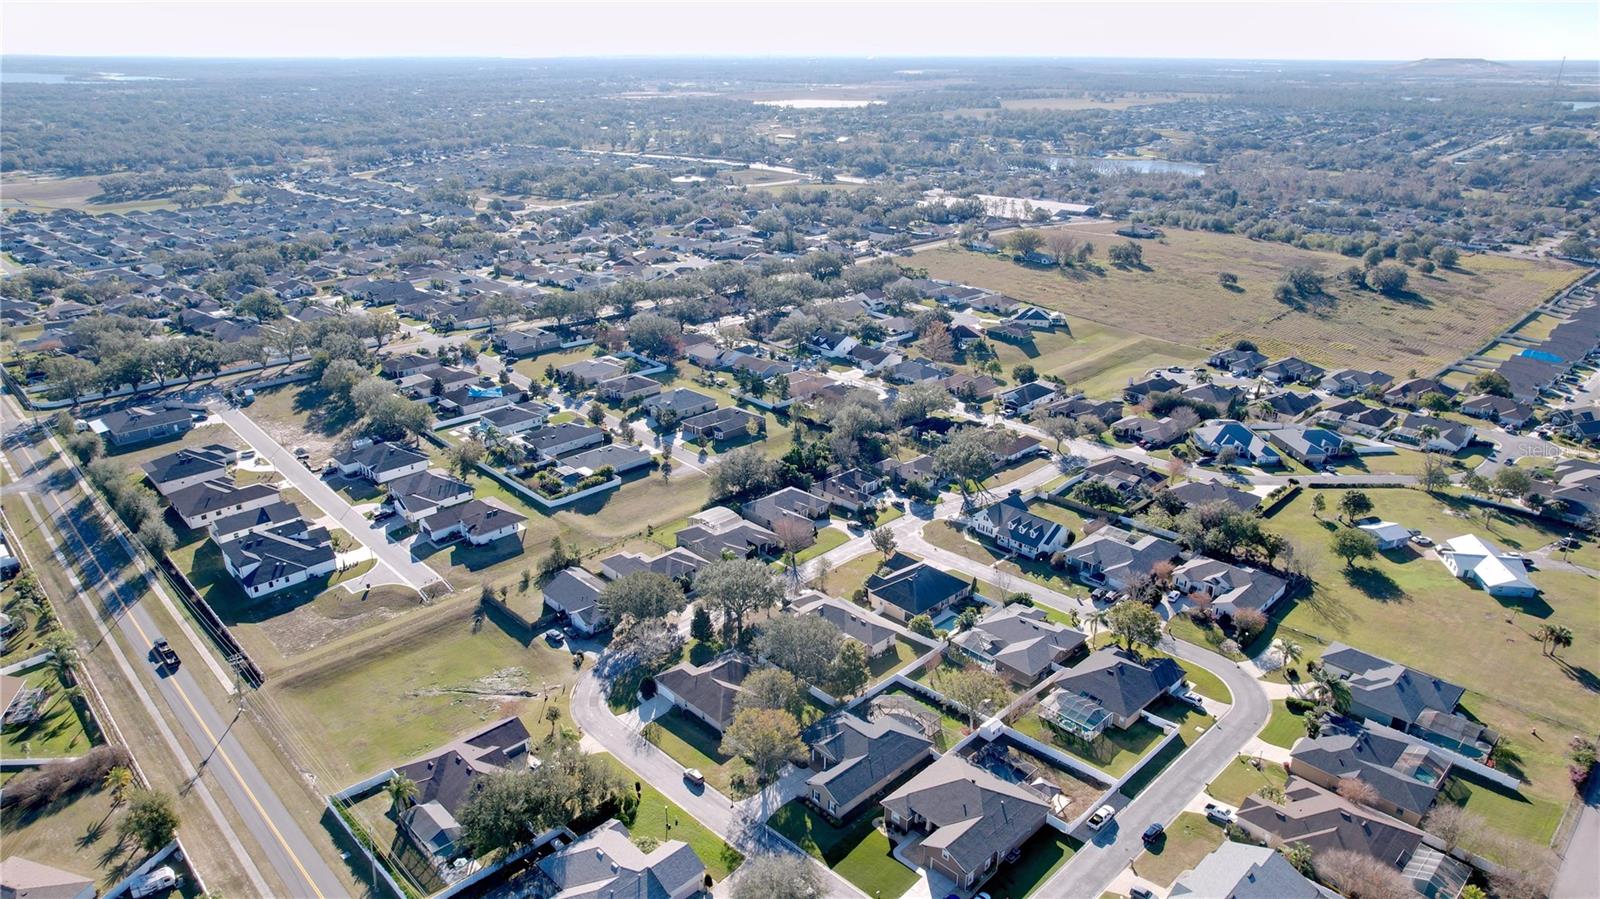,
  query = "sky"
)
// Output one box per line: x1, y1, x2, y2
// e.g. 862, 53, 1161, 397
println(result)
3, 0, 1596, 62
